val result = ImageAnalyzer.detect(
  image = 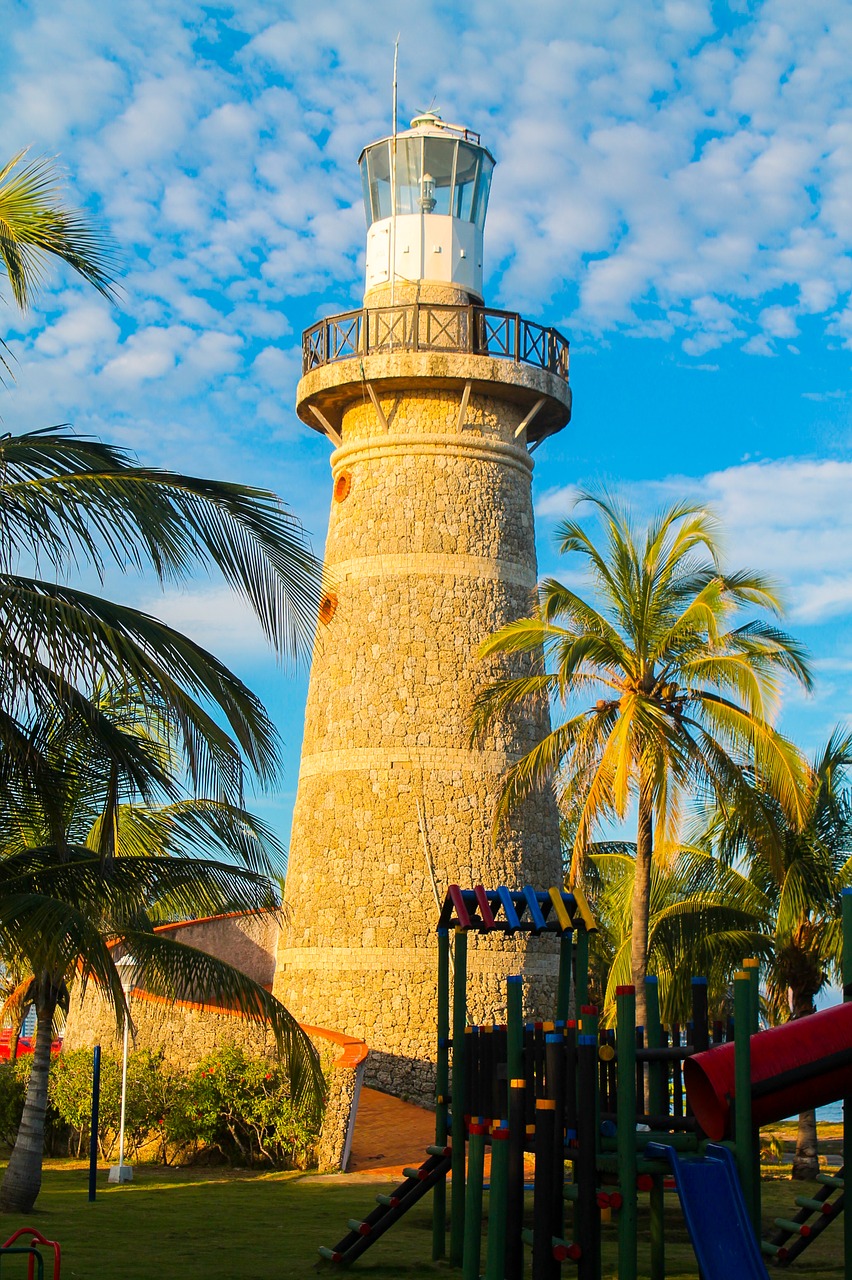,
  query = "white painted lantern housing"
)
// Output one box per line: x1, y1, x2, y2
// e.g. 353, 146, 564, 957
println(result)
359, 112, 495, 300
